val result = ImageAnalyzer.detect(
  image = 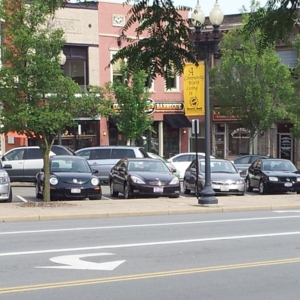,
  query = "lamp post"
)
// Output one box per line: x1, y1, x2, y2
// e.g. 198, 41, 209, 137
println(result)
191, 1, 223, 205
57, 50, 66, 145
